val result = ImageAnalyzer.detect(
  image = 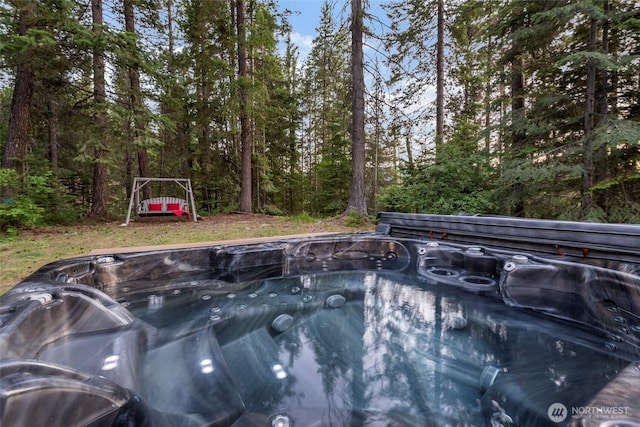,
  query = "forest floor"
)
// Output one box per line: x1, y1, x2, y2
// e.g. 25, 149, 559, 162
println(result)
0, 213, 374, 295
